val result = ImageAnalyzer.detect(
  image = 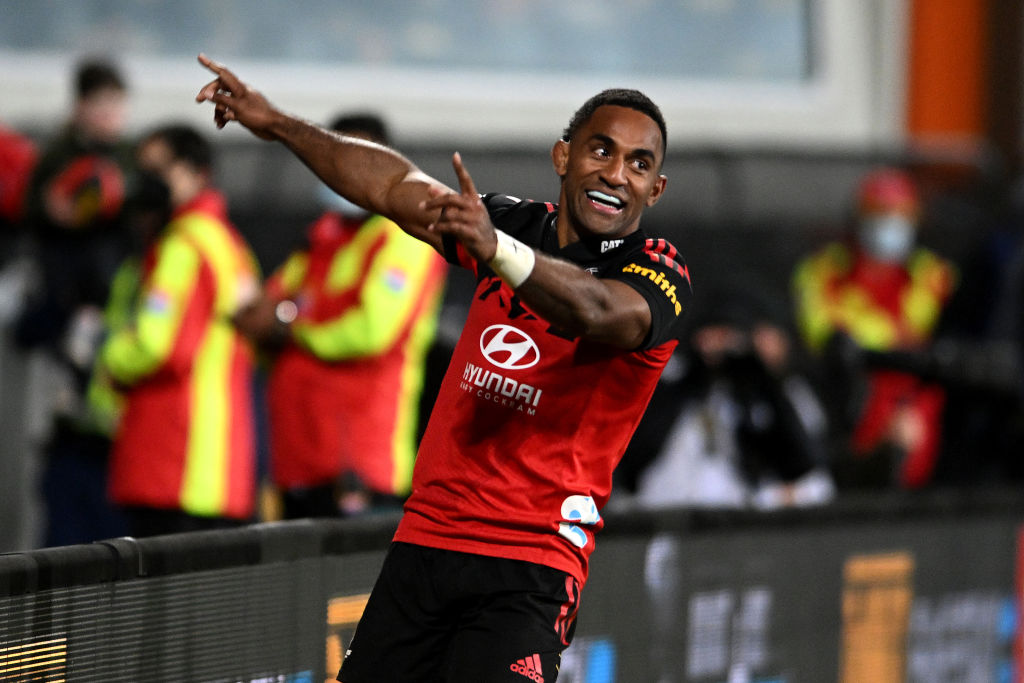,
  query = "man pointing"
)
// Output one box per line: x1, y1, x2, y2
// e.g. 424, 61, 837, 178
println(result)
197, 53, 691, 683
